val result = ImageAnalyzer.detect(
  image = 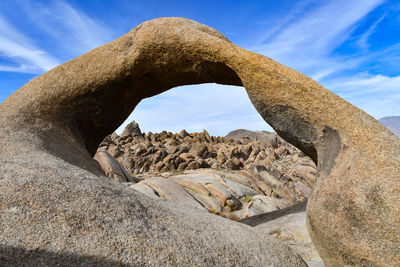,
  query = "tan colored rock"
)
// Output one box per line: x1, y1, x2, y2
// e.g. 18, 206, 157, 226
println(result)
1, 16, 398, 266
171, 178, 222, 213
223, 178, 258, 197
255, 211, 323, 265
130, 182, 159, 199
205, 183, 230, 206
1, 18, 310, 266
177, 162, 187, 172
216, 150, 227, 164
225, 158, 241, 170
120, 121, 143, 139
143, 177, 206, 210
179, 152, 195, 163
246, 195, 288, 216
94, 150, 137, 183
108, 146, 121, 158
293, 162, 316, 187
187, 160, 200, 170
